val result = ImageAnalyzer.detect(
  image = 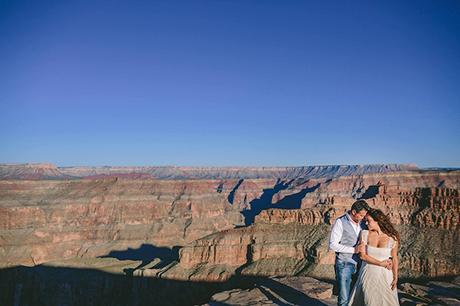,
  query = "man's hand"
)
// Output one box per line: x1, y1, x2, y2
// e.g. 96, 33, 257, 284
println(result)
354, 242, 365, 254
378, 259, 392, 269
383, 259, 392, 270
